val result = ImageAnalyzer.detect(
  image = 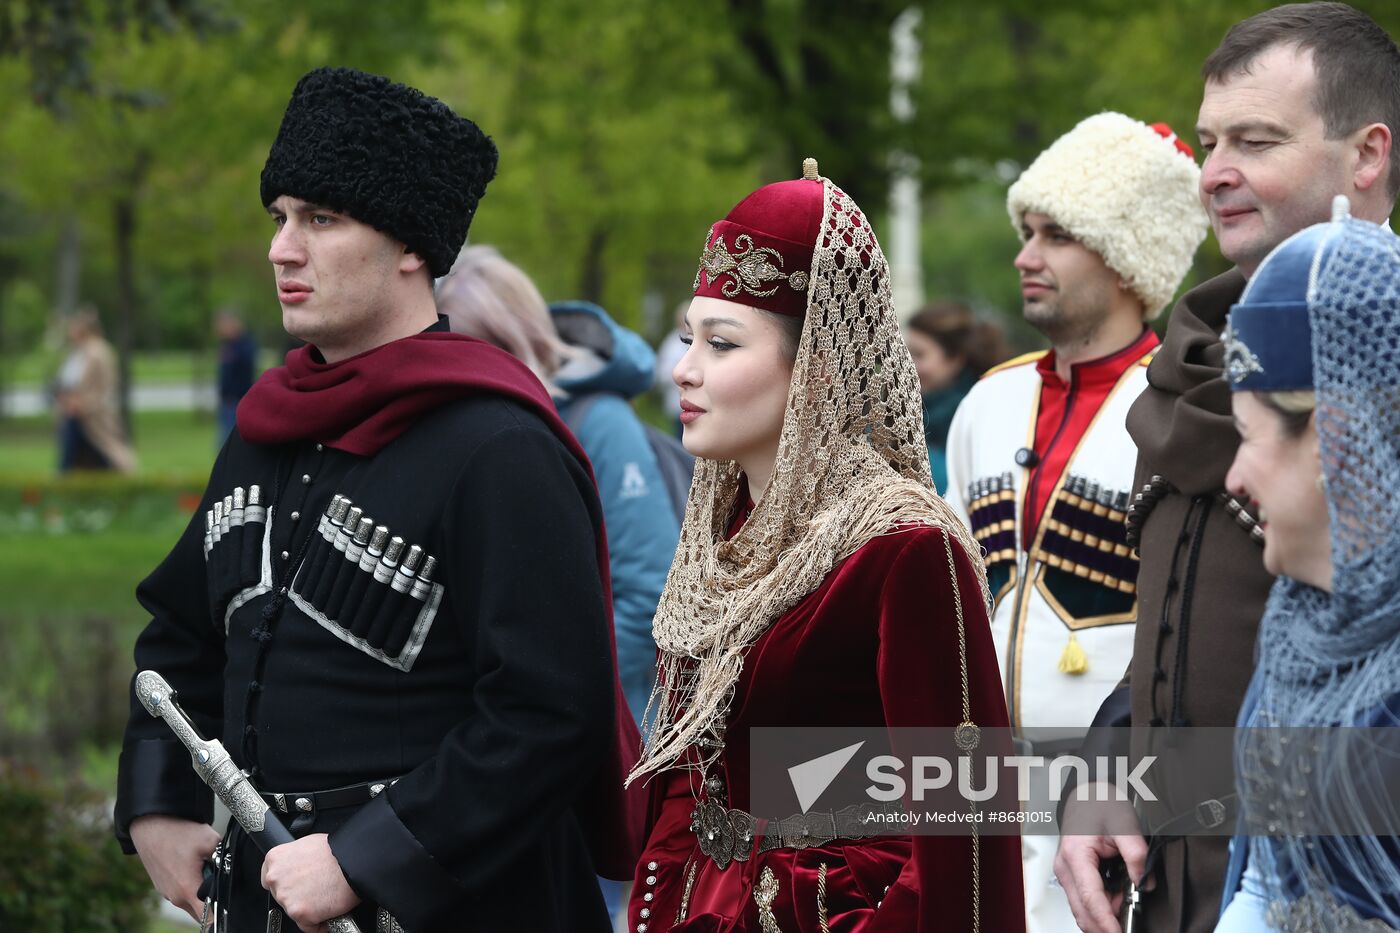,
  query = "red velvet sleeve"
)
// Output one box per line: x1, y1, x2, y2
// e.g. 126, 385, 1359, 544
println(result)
875, 526, 1026, 933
